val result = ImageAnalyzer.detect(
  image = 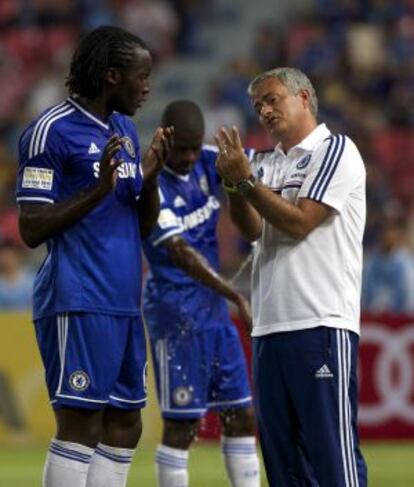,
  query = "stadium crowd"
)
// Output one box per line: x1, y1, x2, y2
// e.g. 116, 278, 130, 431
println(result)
0, 0, 413, 312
